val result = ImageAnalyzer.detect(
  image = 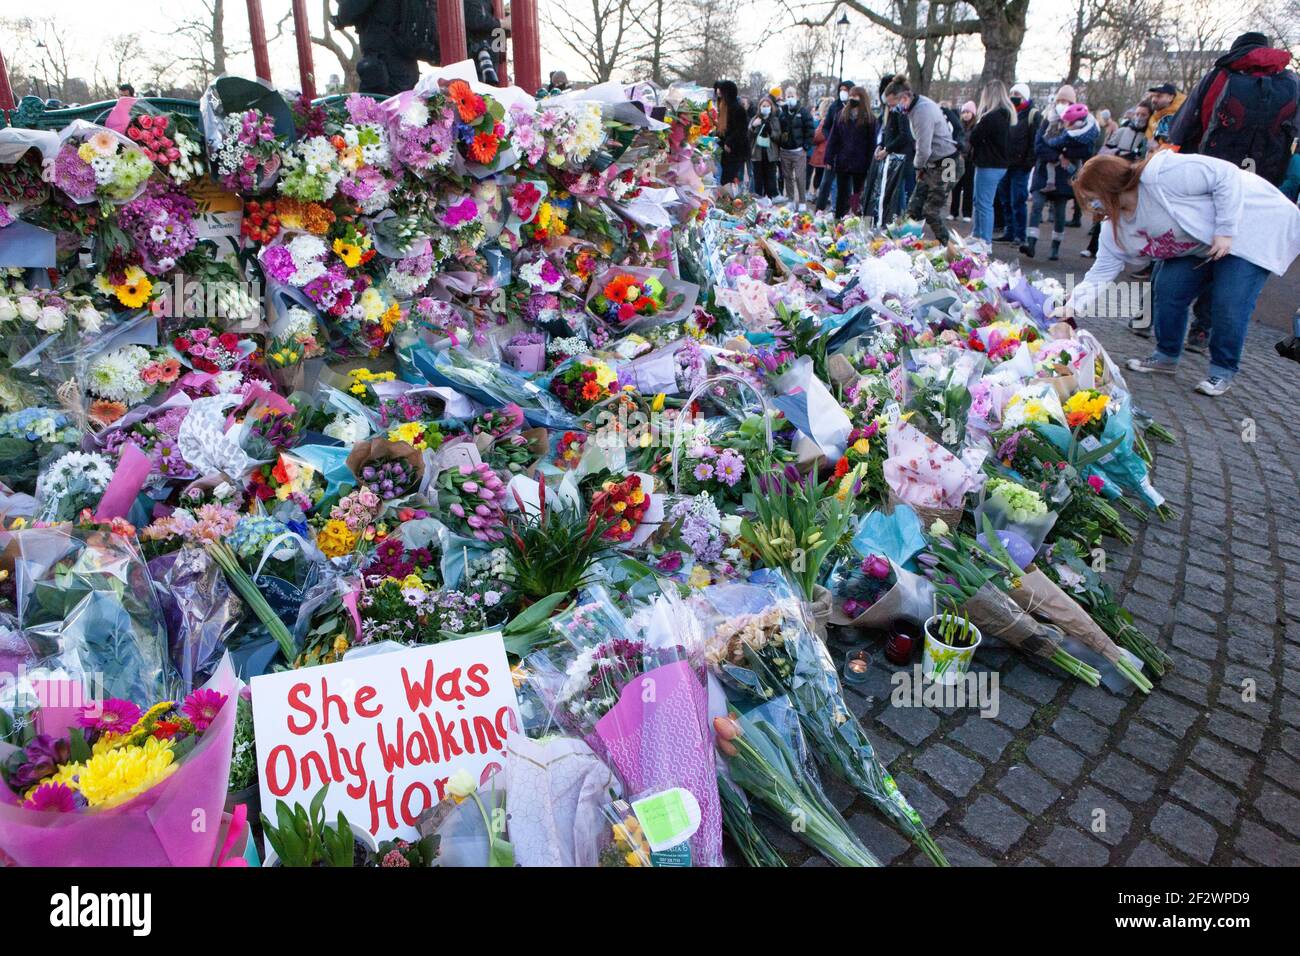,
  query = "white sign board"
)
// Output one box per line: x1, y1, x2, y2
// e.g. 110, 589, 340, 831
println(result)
252, 633, 520, 840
